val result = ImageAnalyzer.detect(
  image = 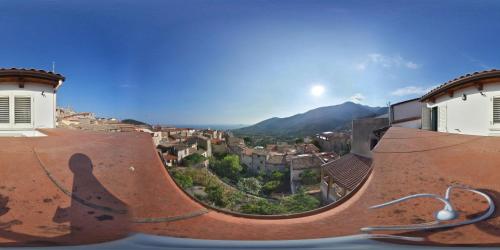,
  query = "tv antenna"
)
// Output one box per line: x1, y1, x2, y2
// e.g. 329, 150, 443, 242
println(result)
52, 61, 56, 73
